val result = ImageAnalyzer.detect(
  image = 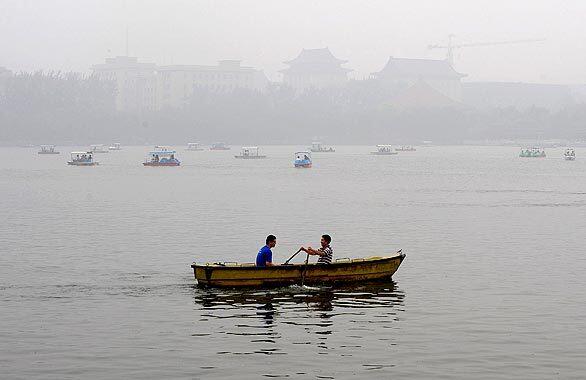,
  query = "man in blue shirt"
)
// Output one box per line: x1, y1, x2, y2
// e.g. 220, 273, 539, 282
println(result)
256, 235, 276, 267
